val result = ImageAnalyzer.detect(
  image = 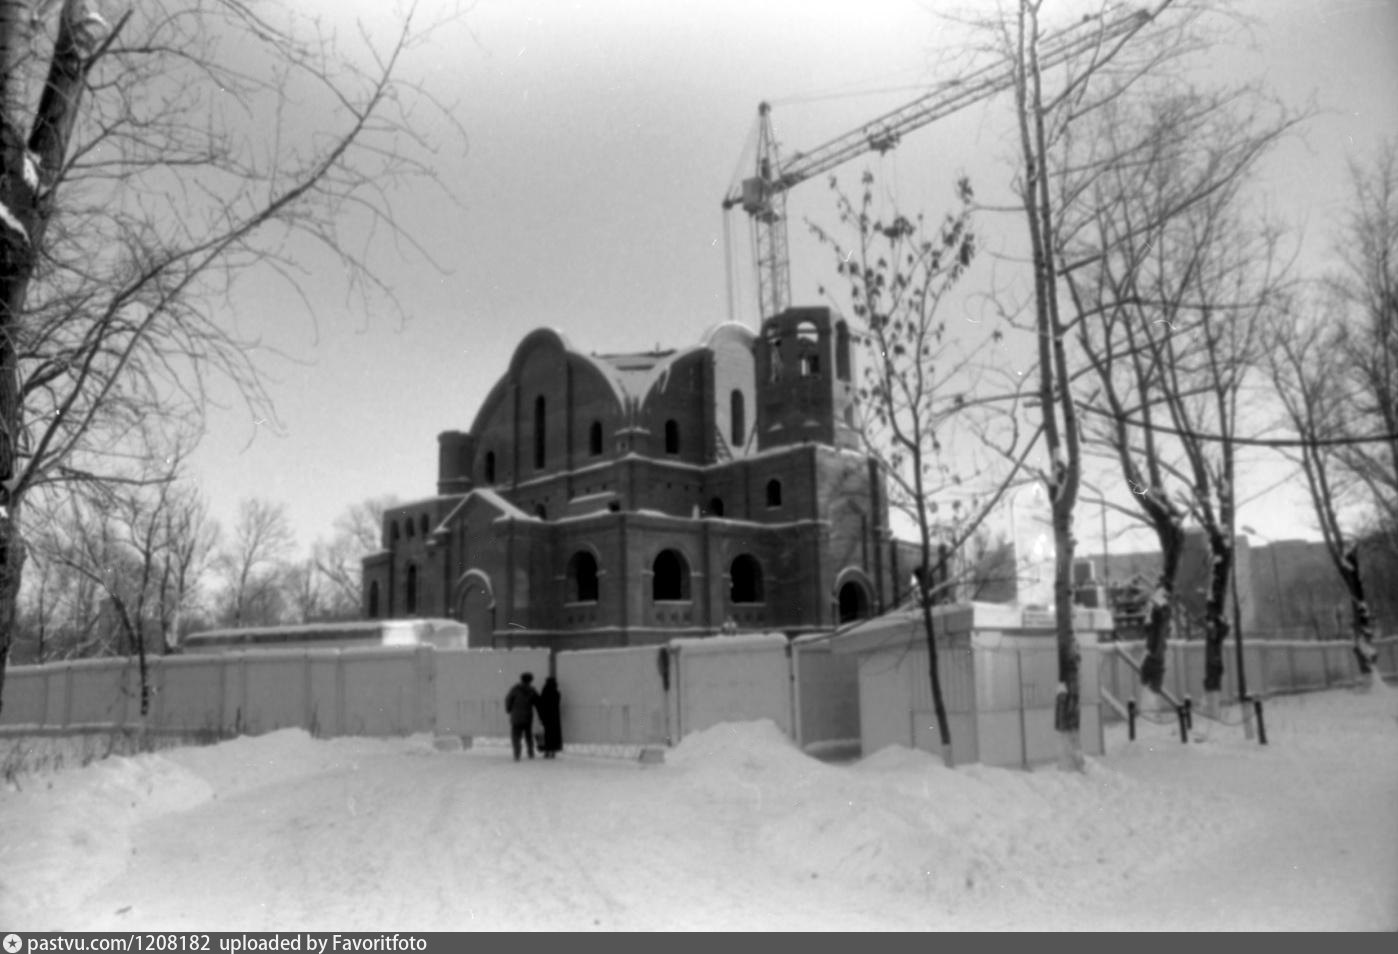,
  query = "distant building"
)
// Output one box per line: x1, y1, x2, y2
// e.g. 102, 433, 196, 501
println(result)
361, 307, 923, 649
